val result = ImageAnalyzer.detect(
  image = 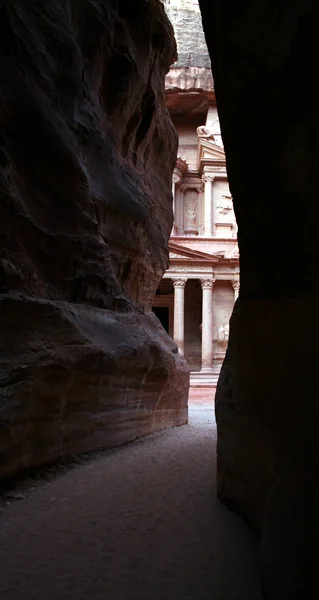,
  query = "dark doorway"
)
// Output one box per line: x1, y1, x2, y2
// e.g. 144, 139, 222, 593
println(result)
185, 279, 202, 371
153, 307, 169, 334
